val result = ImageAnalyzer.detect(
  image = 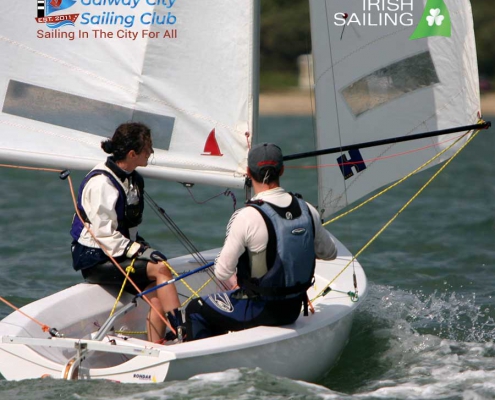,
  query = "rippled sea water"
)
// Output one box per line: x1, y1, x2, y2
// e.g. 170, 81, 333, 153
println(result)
0, 115, 494, 399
